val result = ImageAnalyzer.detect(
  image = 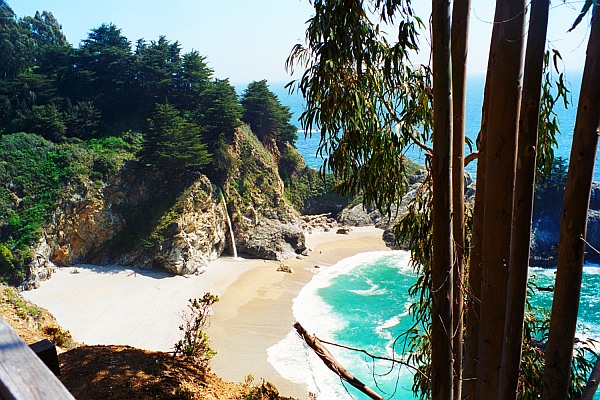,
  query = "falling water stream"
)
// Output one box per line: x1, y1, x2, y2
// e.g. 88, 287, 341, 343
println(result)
219, 189, 238, 258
